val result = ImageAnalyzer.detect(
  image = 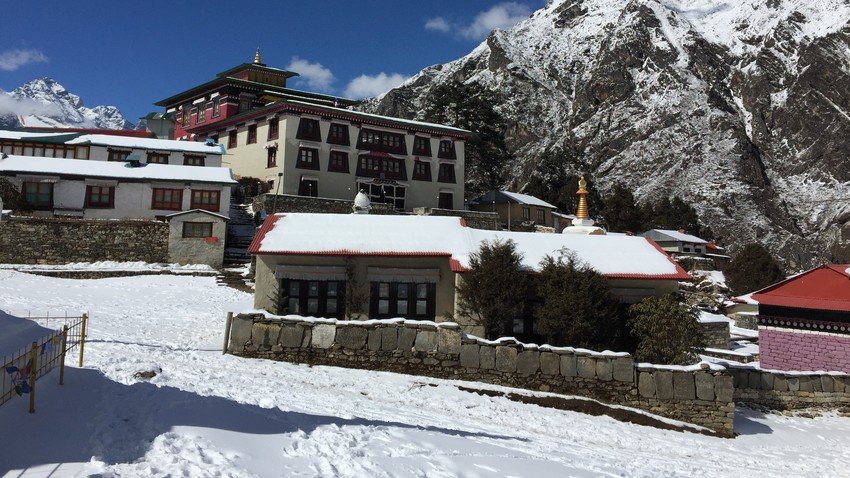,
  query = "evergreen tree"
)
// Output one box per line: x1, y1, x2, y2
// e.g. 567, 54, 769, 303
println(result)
641, 195, 707, 238
455, 239, 530, 339
628, 295, 705, 365
600, 183, 644, 233
534, 252, 623, 349
421, 80, 512, 195
725, 243, 786, 295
